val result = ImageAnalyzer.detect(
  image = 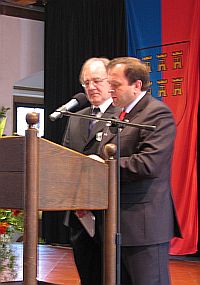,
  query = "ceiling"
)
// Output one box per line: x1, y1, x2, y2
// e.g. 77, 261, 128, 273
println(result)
2, 0, 45, 7
0, 0, 45, 20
